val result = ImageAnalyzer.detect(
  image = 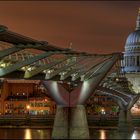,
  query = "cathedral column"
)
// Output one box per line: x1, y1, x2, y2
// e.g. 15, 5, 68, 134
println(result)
129, 56, 131, 66
132, 56, 135, 65
130, 56, 132, 66
139, 56, 140, 66
127, 56, 130, 66
124, 56, 126, 66
135, 56, 137, 66
126, 56, 128, 66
